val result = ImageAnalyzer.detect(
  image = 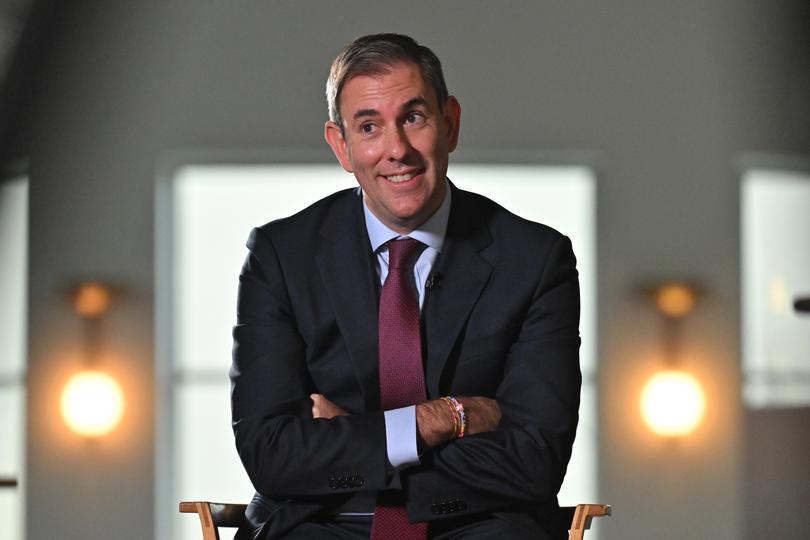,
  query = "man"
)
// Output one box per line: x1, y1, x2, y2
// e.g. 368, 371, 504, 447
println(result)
231, 33, 581, 540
